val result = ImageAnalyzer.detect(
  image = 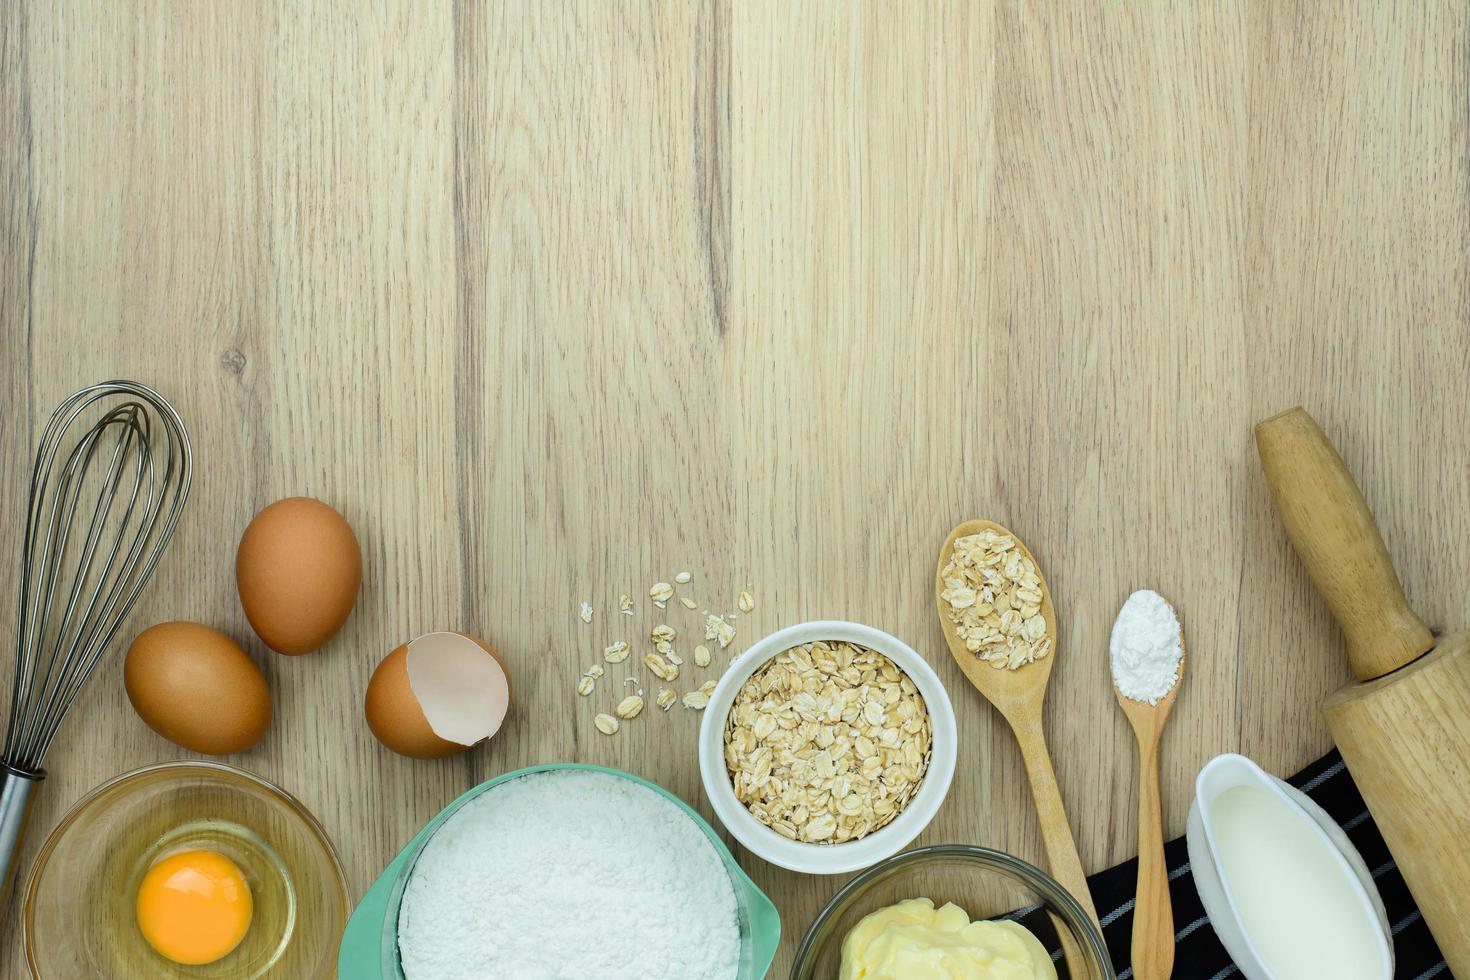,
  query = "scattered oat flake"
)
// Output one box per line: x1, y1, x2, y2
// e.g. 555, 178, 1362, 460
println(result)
583, 664, 605, 680
656, 687, 678, 711
578, 601, 593, 624
604, 641, 630, 664
650, 582, 675, 605
619, 594, 635, 615
679, 596, 699, 610
694, 645, 712, 667
675, 571, 692, 584
594, 713, 620, 735
576, 676, 594, 697
616, 695, 645, 719
683, 690, 710, 710
704, 614, 737, 649
651, 624, 676, 643
737, 591, 755, 613
644, 652, 679, 682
